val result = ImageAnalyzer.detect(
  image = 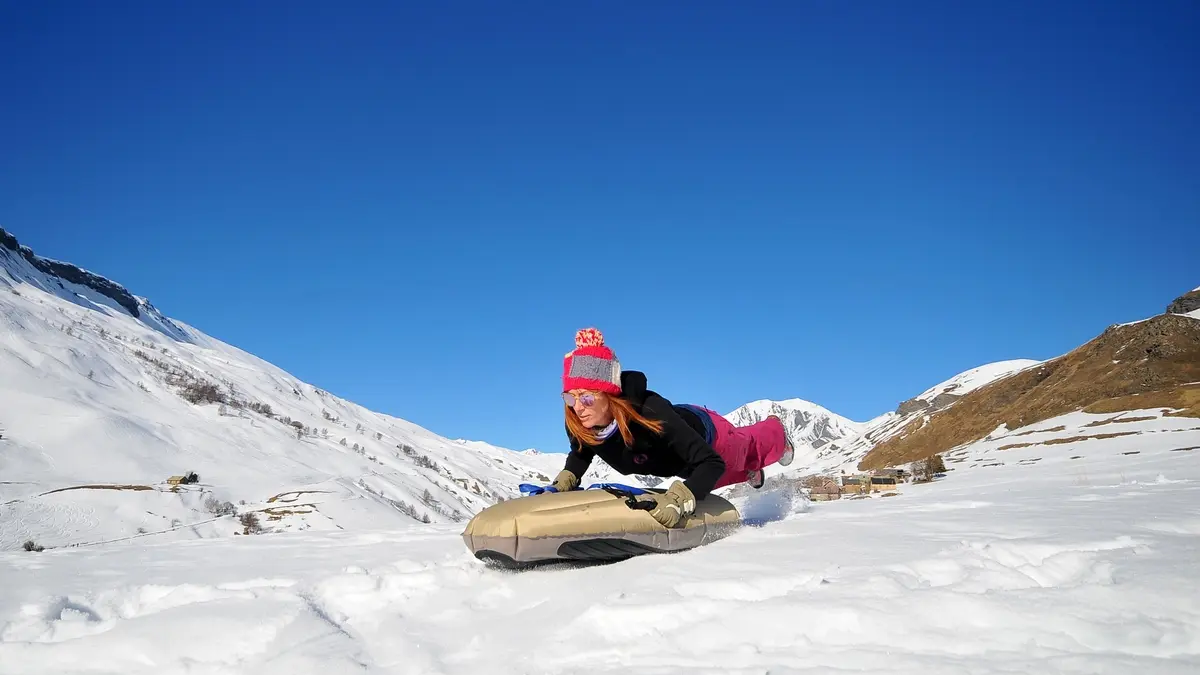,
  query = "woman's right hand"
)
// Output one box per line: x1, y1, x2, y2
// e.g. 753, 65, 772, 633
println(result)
551, 469, 579, 492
